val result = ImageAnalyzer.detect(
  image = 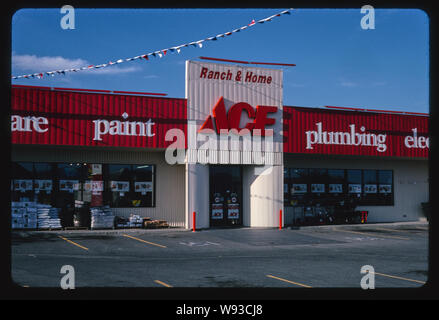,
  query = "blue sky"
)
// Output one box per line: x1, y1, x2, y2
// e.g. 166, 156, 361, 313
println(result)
11, 8, 429, 113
